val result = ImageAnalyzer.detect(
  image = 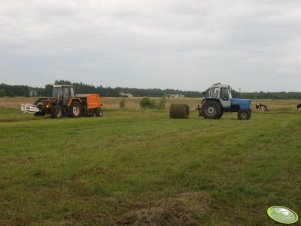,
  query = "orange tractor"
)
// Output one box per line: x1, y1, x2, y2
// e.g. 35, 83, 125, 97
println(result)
21, 85, 103, 118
